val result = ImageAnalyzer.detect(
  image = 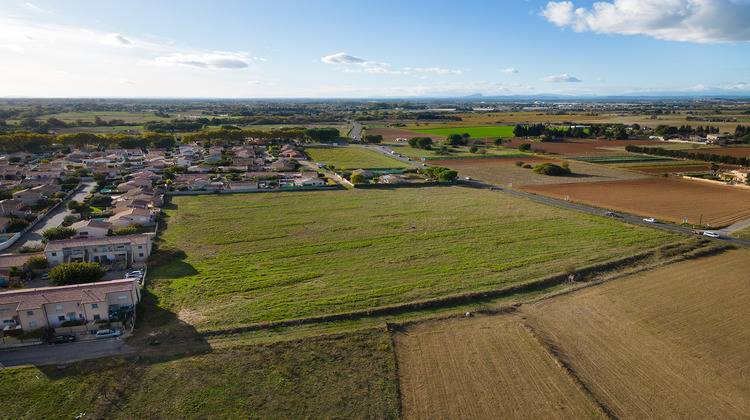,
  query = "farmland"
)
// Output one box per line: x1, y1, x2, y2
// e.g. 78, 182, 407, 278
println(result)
408, 125, 516, 138
302, 145, 411, 169
364, 127, 445, 142
395, 247, 750, 419
521, 248, 750, 419
521, 177, 750, 226
0, 329, 398, 420
677, 146, 750, 158
395, 316, 604, 419
150, 187, 678, 332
